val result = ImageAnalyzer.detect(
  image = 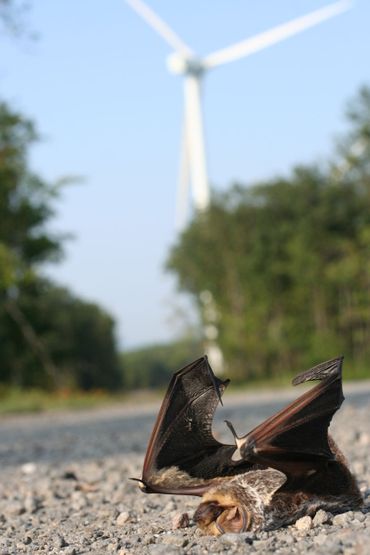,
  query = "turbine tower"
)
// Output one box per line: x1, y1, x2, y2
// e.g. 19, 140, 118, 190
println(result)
125, 0, 351, 228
